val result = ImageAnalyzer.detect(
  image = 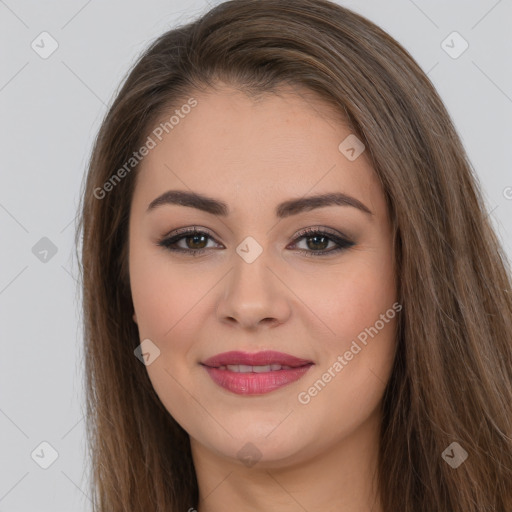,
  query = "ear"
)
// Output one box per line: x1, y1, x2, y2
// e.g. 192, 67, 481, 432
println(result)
133, 312, 138, 324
